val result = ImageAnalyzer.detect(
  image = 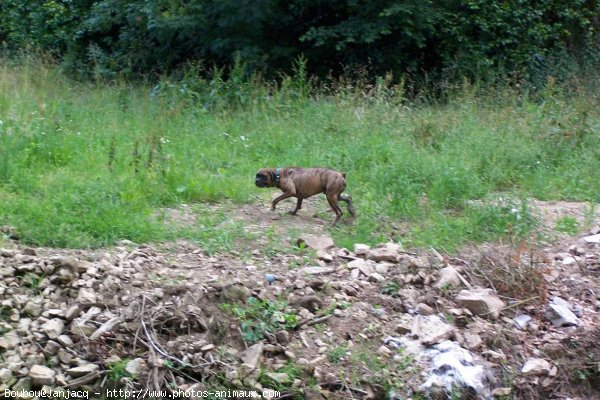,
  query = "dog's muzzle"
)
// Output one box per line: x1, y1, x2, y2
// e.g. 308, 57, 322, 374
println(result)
255, 179, 267, 187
